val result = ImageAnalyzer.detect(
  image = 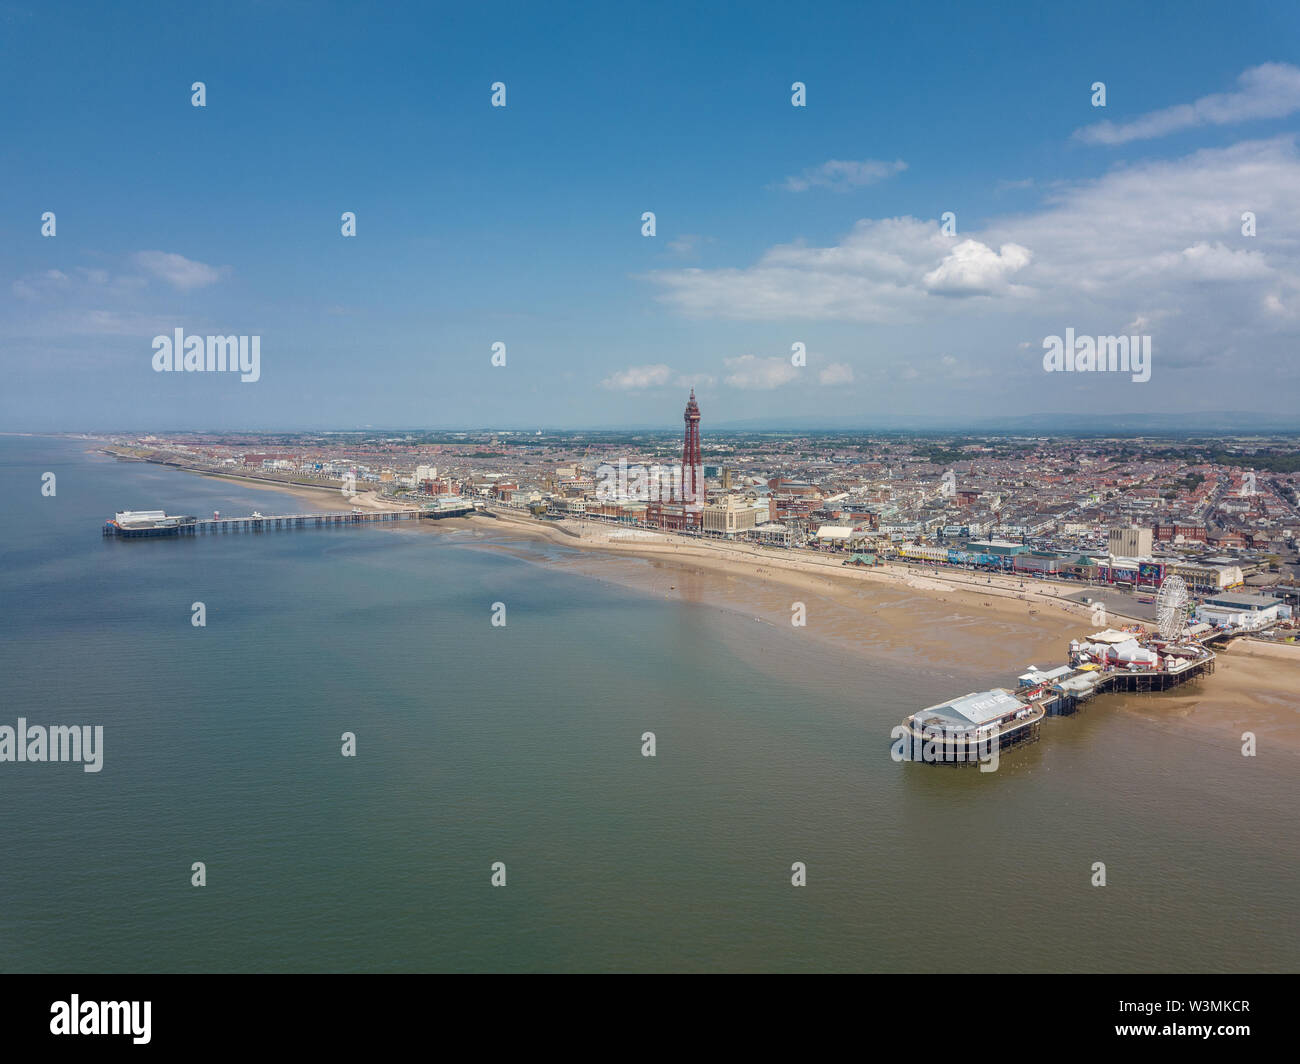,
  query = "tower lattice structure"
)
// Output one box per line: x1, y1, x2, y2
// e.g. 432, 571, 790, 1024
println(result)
681, 389, 703, 506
